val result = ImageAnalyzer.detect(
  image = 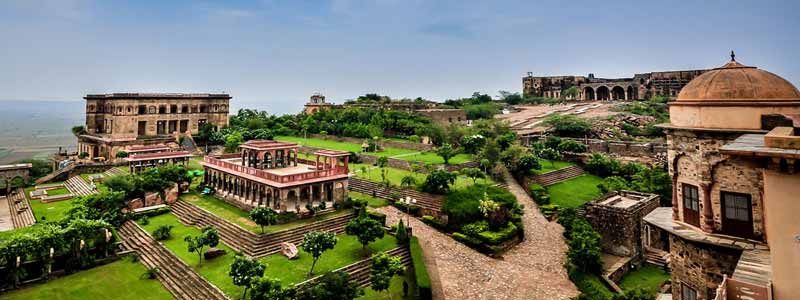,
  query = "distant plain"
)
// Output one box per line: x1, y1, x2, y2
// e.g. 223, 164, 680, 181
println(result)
0, 100, 82, 164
